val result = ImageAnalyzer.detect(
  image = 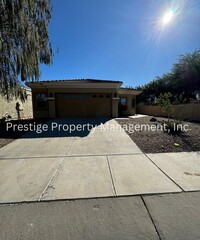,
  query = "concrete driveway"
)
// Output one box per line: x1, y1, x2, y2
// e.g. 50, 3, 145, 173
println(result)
0, 118, 141, 159
0, 118, 199, 203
